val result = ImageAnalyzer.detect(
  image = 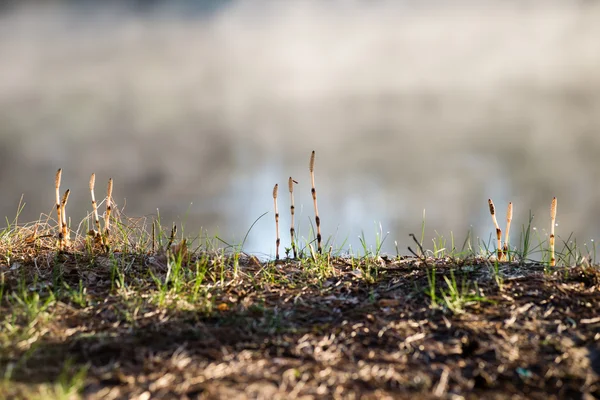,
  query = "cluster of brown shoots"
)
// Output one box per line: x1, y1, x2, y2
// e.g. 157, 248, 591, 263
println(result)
53, 169, 114, 252
487, 199, 512, 262
55, 169, 70, 250
272, 151, 320, 260
87, 173, 113, 251
49, 162, 562, 265
488, 197, 557, 265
